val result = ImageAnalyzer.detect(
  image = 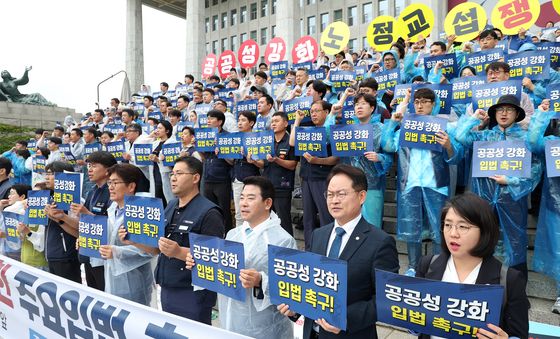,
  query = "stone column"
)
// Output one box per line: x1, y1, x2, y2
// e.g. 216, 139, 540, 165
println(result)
125, 0, 145, 93
185, 0, 206, 79
274, 1, 297, 57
